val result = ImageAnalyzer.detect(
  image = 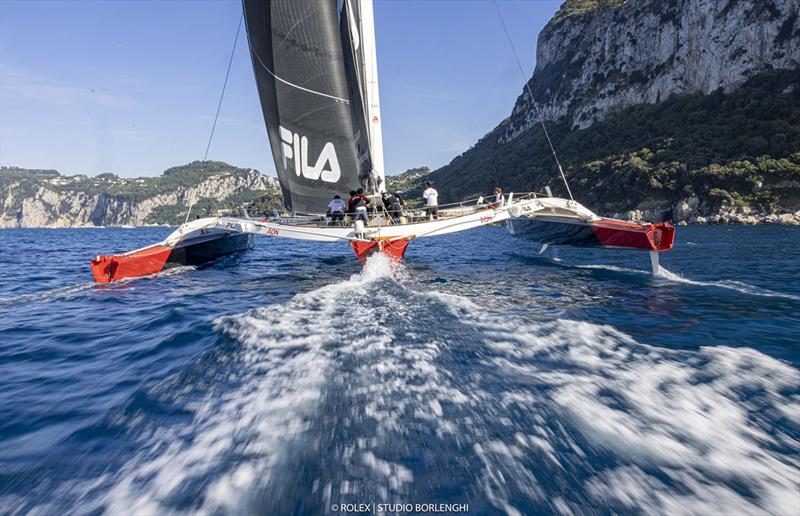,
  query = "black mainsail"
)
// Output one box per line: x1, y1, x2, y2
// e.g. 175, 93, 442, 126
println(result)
242, 0, 379, 213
